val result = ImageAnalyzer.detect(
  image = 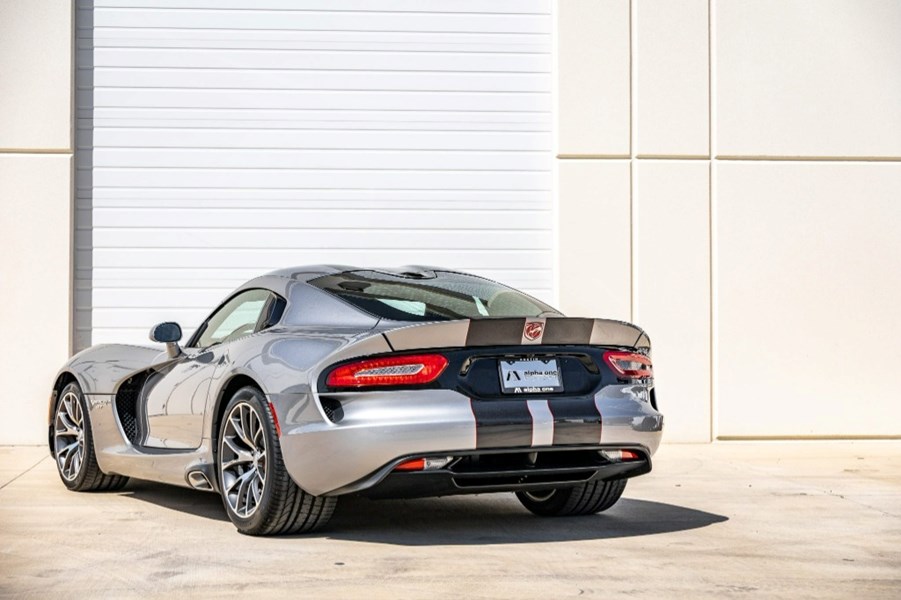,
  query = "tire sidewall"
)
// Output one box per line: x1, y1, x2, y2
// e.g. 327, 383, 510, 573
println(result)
217, 386, 279, 532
